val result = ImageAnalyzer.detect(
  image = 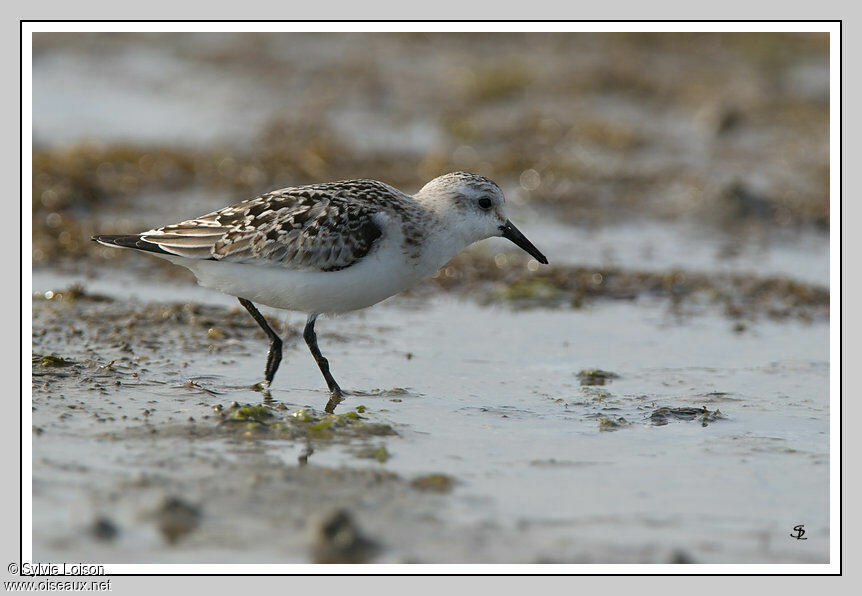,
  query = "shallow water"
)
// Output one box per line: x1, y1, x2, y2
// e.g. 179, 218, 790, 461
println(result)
31, 269, 829, 563
526, 217, 829, 286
